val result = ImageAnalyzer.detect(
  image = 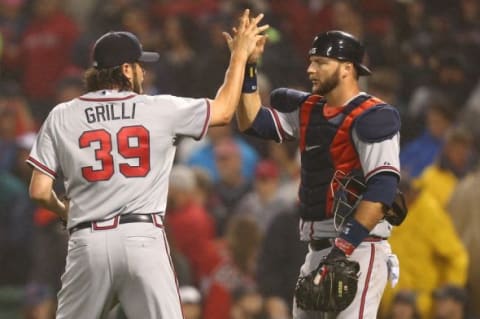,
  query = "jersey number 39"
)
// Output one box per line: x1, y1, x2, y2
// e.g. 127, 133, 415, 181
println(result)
79, 125, 150, 181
